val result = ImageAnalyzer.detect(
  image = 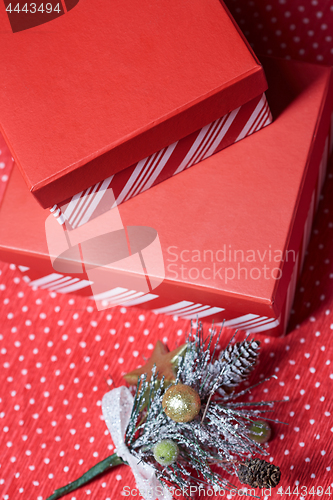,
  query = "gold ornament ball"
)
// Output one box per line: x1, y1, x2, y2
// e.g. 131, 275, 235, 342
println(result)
162, 384, 201, 422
